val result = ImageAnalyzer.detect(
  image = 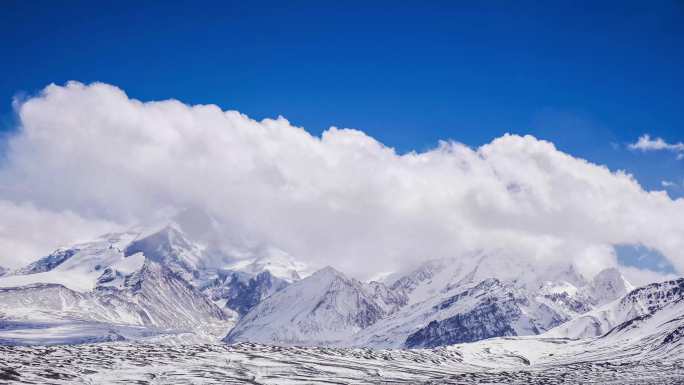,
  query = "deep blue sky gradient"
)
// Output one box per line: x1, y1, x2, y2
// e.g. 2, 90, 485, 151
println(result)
1, 1, 683, 196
